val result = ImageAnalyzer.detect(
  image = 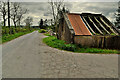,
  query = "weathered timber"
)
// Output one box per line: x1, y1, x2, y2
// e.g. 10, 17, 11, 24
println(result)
82, 16, 96, 35
100, 17, 118, 35
88, 17, 103, 35
94, 17, 110, 34
63, 13, 75, 35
